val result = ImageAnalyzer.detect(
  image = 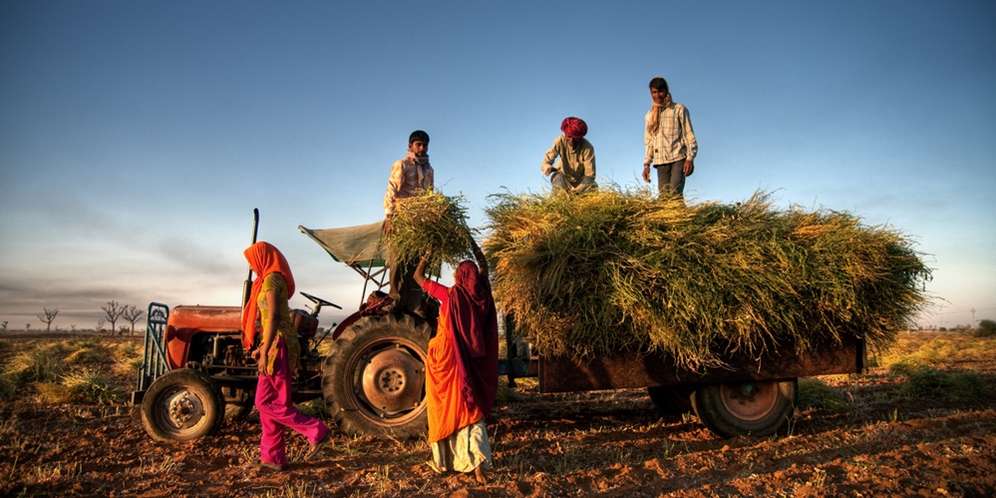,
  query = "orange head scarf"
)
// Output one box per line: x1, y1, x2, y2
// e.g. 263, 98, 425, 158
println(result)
241, 241, 296, 349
